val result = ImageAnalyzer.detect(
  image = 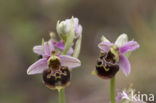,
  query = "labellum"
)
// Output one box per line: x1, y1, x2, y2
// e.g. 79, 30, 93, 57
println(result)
95, 51, 119, 79
42, 66, 70, 90
42, 53, 70, 90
